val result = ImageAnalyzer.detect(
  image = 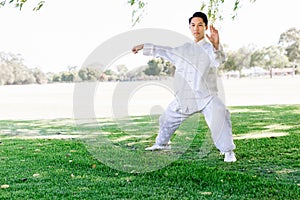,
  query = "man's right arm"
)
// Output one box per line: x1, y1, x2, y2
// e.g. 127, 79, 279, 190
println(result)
132, 43, 178, 64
